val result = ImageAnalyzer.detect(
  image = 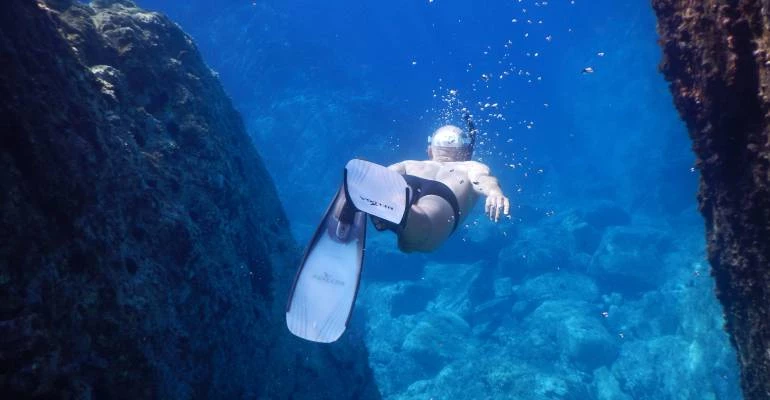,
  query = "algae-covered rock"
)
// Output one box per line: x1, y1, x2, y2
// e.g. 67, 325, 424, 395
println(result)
0, 1, 378, 398
654, 0, 770, 396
